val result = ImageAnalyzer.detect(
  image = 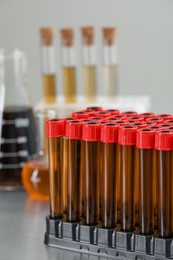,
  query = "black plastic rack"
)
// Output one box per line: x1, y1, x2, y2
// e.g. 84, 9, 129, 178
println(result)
44, 216, 173, 259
